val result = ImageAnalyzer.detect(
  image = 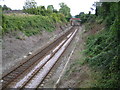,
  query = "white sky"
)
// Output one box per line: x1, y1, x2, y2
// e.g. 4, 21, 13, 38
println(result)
0, 0, 99, 16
